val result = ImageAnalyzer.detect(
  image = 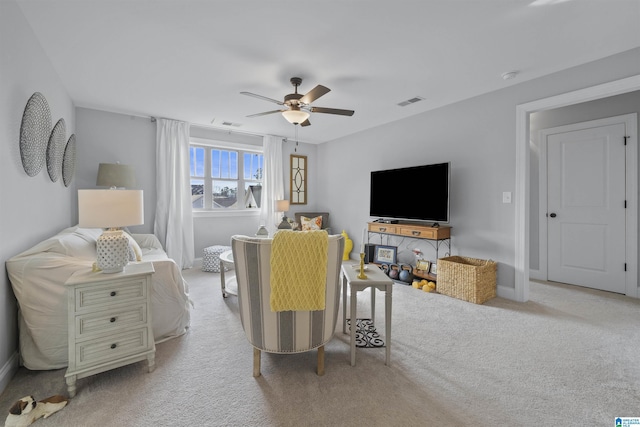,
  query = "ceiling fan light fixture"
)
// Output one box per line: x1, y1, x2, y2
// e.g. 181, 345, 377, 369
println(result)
282, 108, 310, 125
